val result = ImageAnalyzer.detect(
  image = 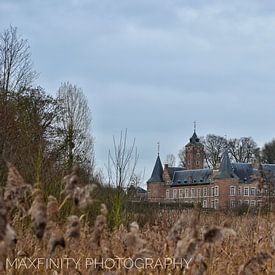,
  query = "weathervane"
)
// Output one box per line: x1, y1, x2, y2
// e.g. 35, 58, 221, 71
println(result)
193, 120, 197, 132
157, 142, 160, 156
